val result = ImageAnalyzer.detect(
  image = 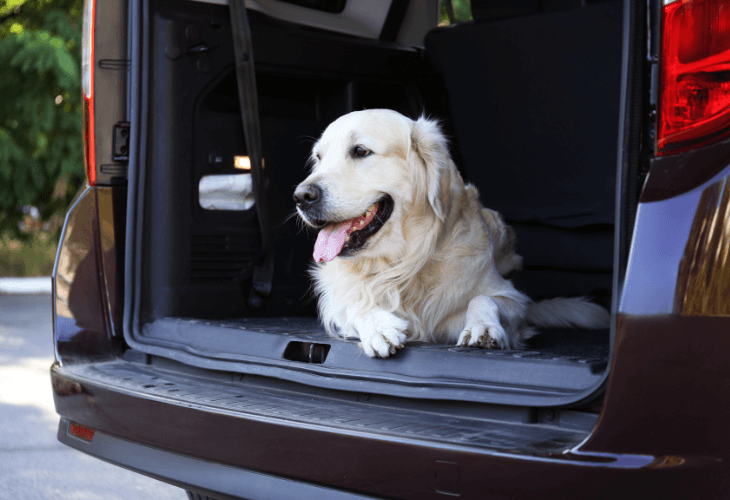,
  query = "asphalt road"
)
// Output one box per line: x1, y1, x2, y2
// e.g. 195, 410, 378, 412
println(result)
0, 293, 185, 500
